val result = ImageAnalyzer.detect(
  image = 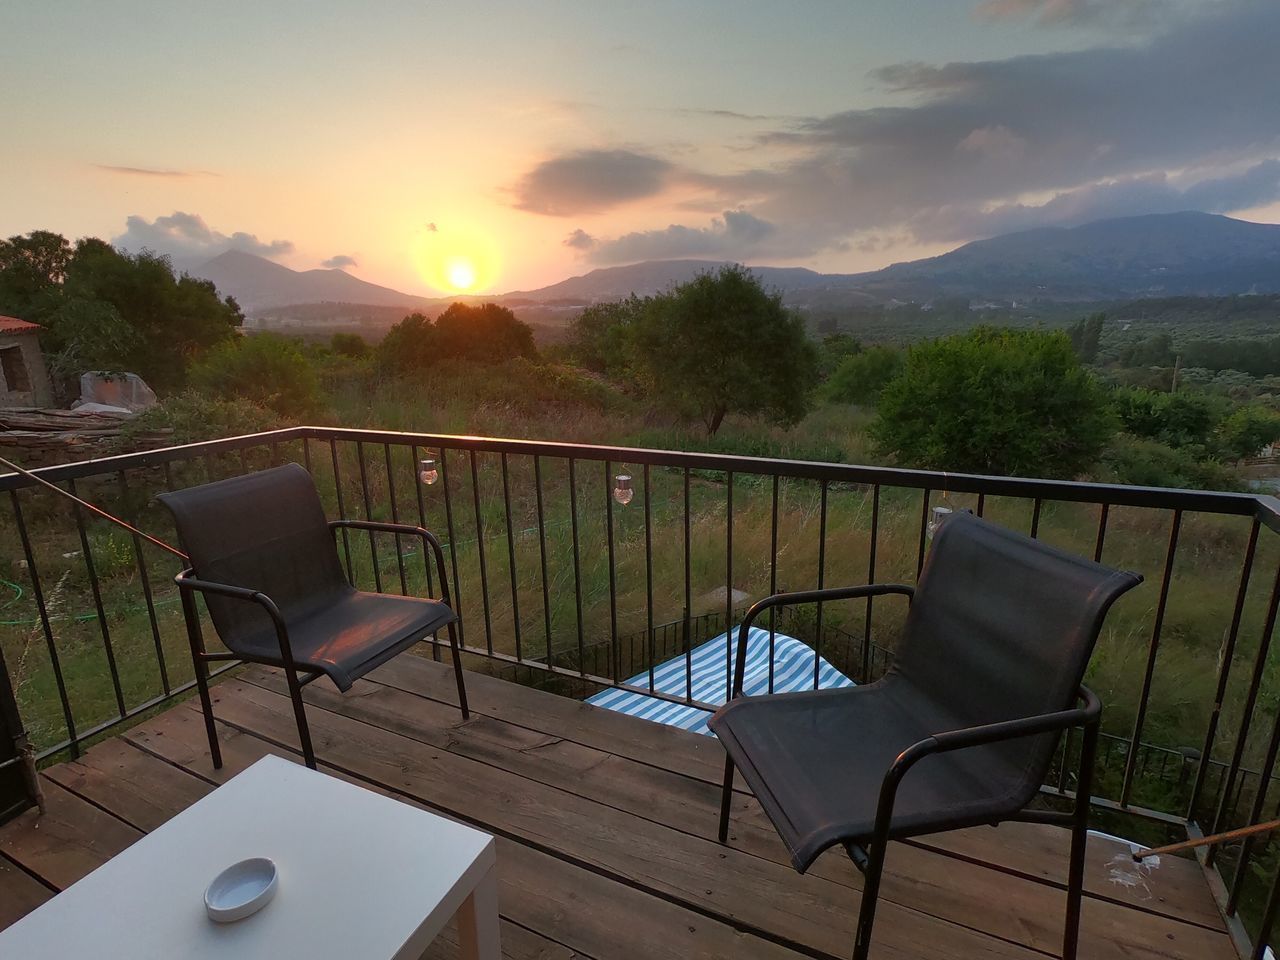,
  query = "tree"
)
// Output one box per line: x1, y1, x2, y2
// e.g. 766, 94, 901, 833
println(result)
189, 333, 319, 418
1110, 387, 1225, 450
821, 345, 903, 405
1217, 406, 1280, 461
0, 230, 72, 318
432, 302, 535, 362
377, 303, 536, 375
871, 327, 1114, 478
377, 312, 435, 375
330, 332, 369, 358
1068, 313, 1104, 363
566, 296, 647, 376
632, 264, 817, 436
0, 231, 242, 395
